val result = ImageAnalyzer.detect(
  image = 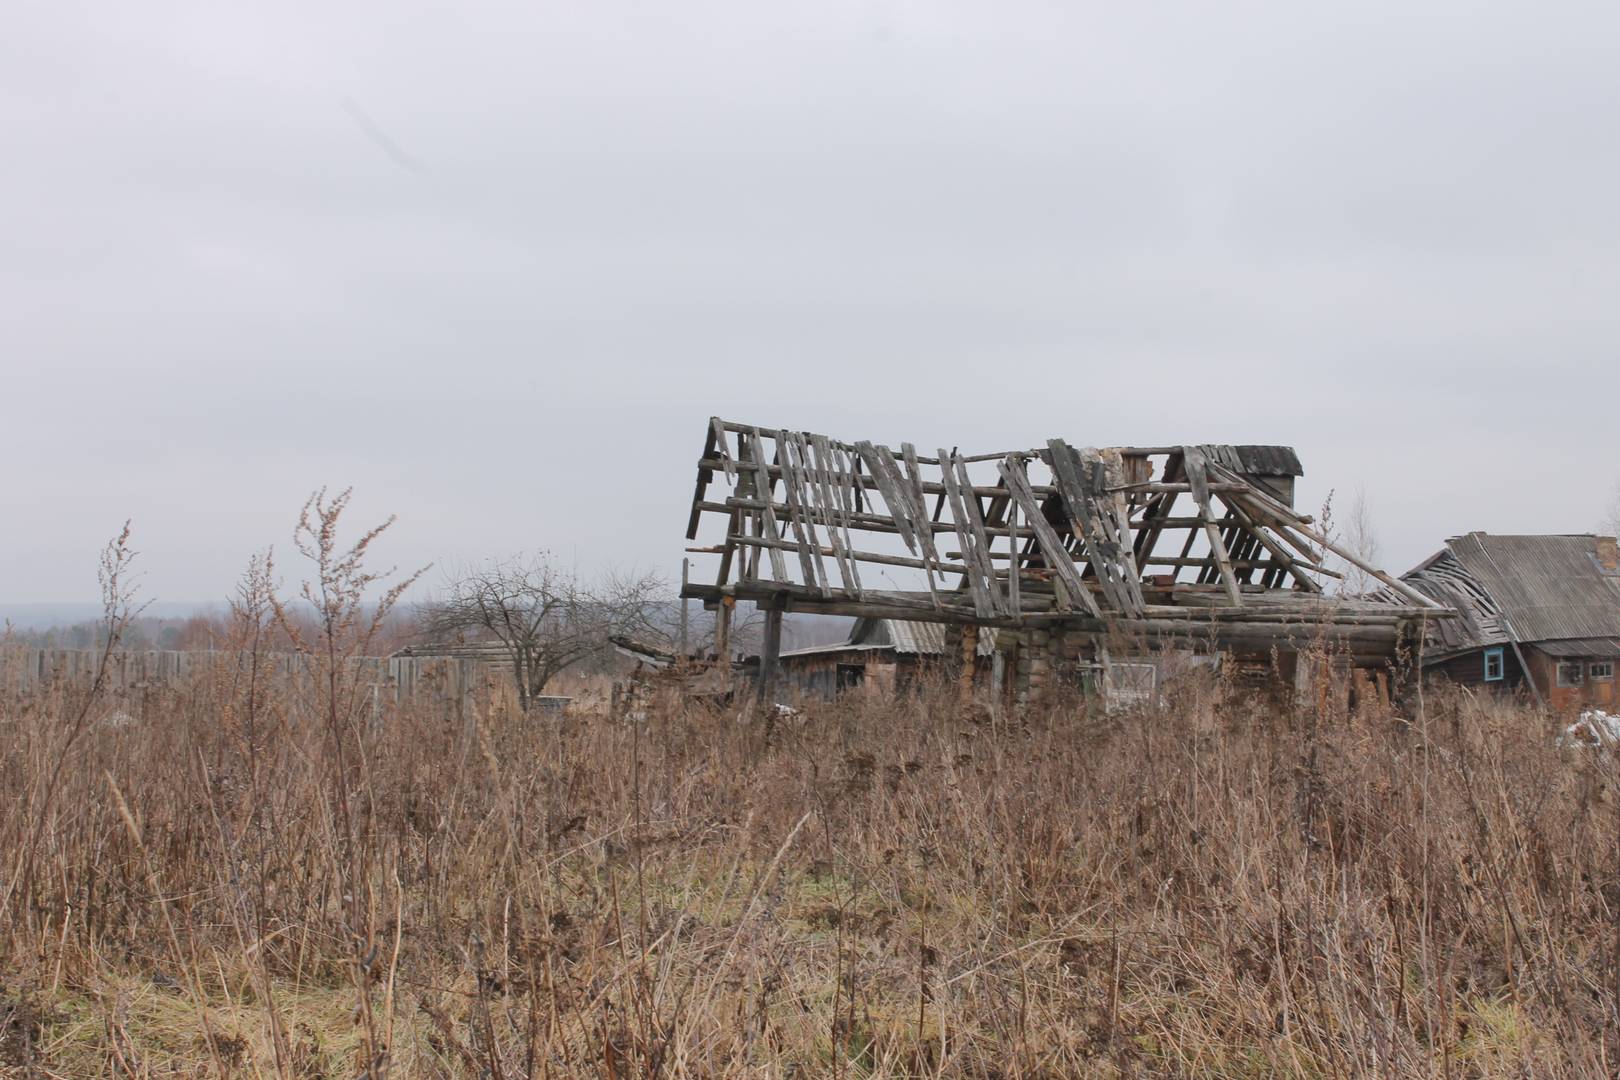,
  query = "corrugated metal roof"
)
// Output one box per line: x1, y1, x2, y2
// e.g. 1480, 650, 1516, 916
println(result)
847, 618, 998, 656
1404, 533, 1620, 649
885, 619, 944, 654
1533, 637, 1620, 658
777, 642, 893, 660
